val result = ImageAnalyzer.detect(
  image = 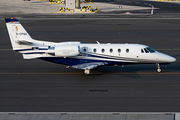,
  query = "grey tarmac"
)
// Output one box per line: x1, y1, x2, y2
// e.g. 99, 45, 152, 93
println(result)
0, 18, 180, 112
